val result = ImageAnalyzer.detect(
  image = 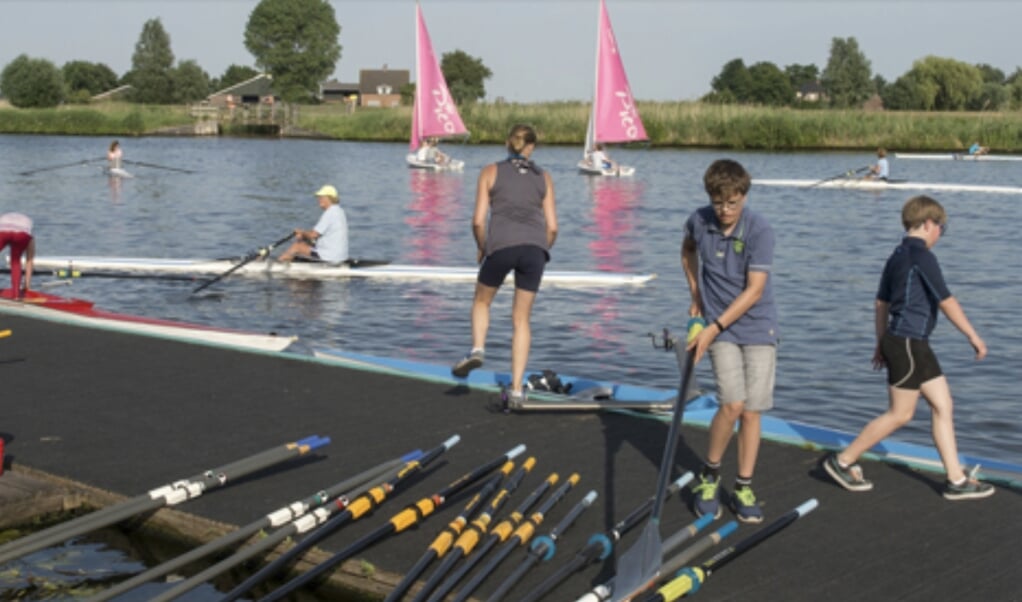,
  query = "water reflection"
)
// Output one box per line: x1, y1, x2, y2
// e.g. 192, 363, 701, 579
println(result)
107, 175, 122, 203
574, 177, 644, 344
404, 170, 465, 263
